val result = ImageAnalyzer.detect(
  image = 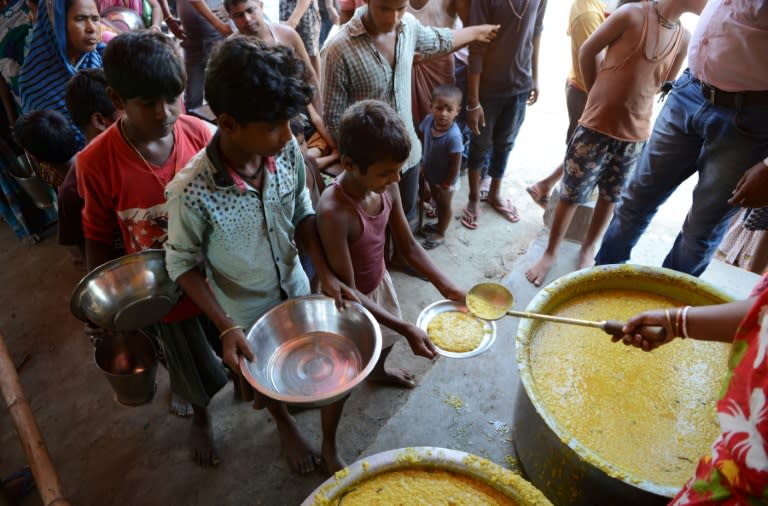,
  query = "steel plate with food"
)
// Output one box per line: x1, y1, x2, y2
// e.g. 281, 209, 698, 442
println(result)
417, 300, 496, 358
302, 447, 552, 505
